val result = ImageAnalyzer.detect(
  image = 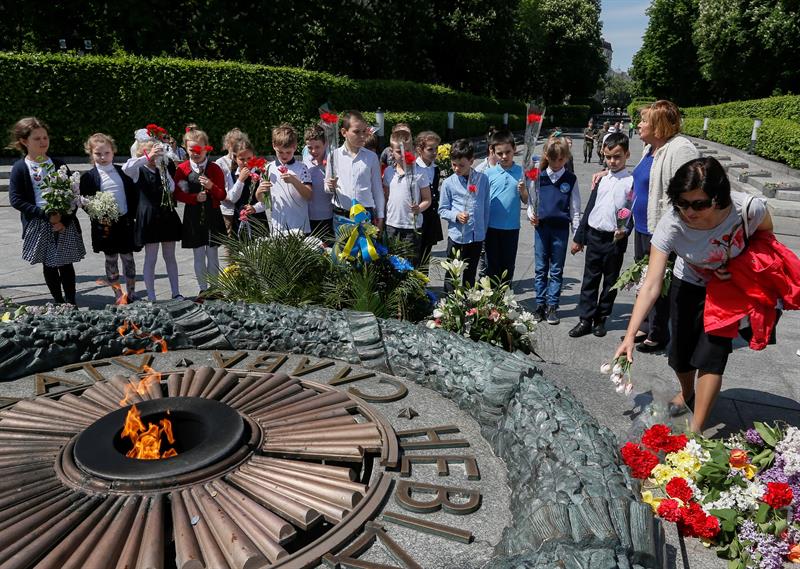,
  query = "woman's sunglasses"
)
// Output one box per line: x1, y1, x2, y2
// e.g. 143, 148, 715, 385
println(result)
674, 198, 715, 211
